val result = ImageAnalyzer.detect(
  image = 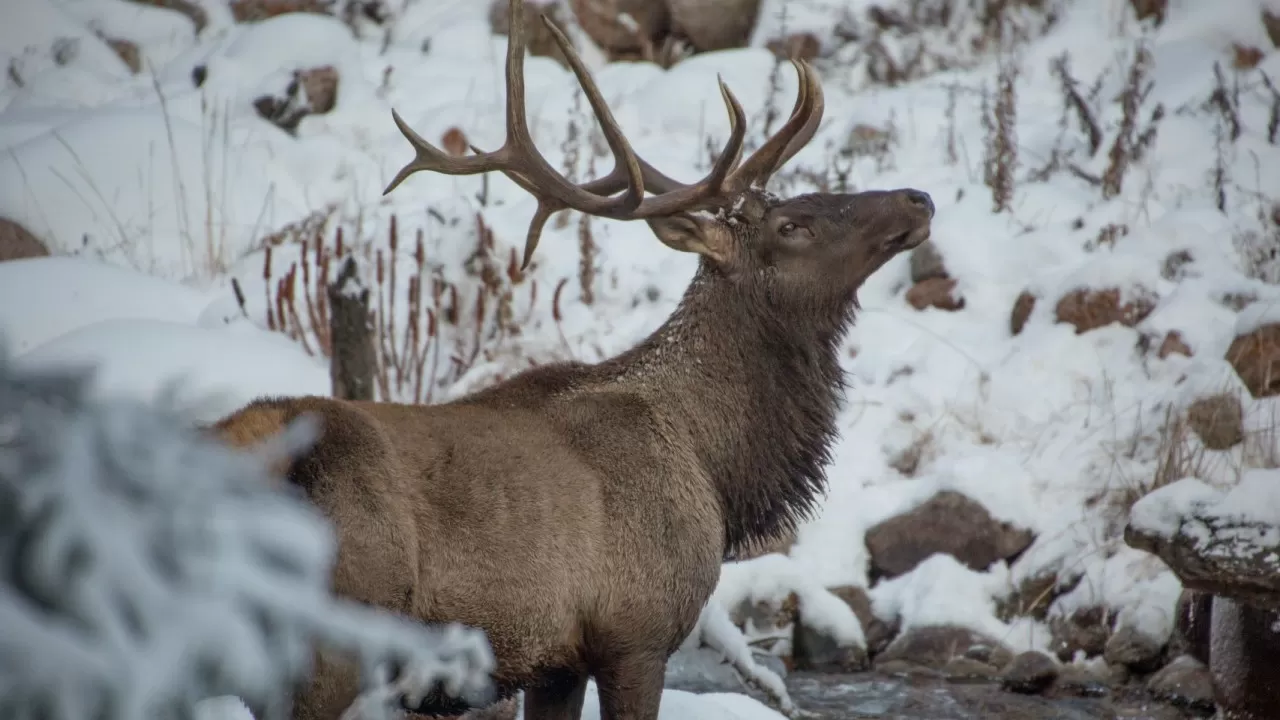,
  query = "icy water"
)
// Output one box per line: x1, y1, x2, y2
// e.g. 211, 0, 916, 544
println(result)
784, 672, 1200, 720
